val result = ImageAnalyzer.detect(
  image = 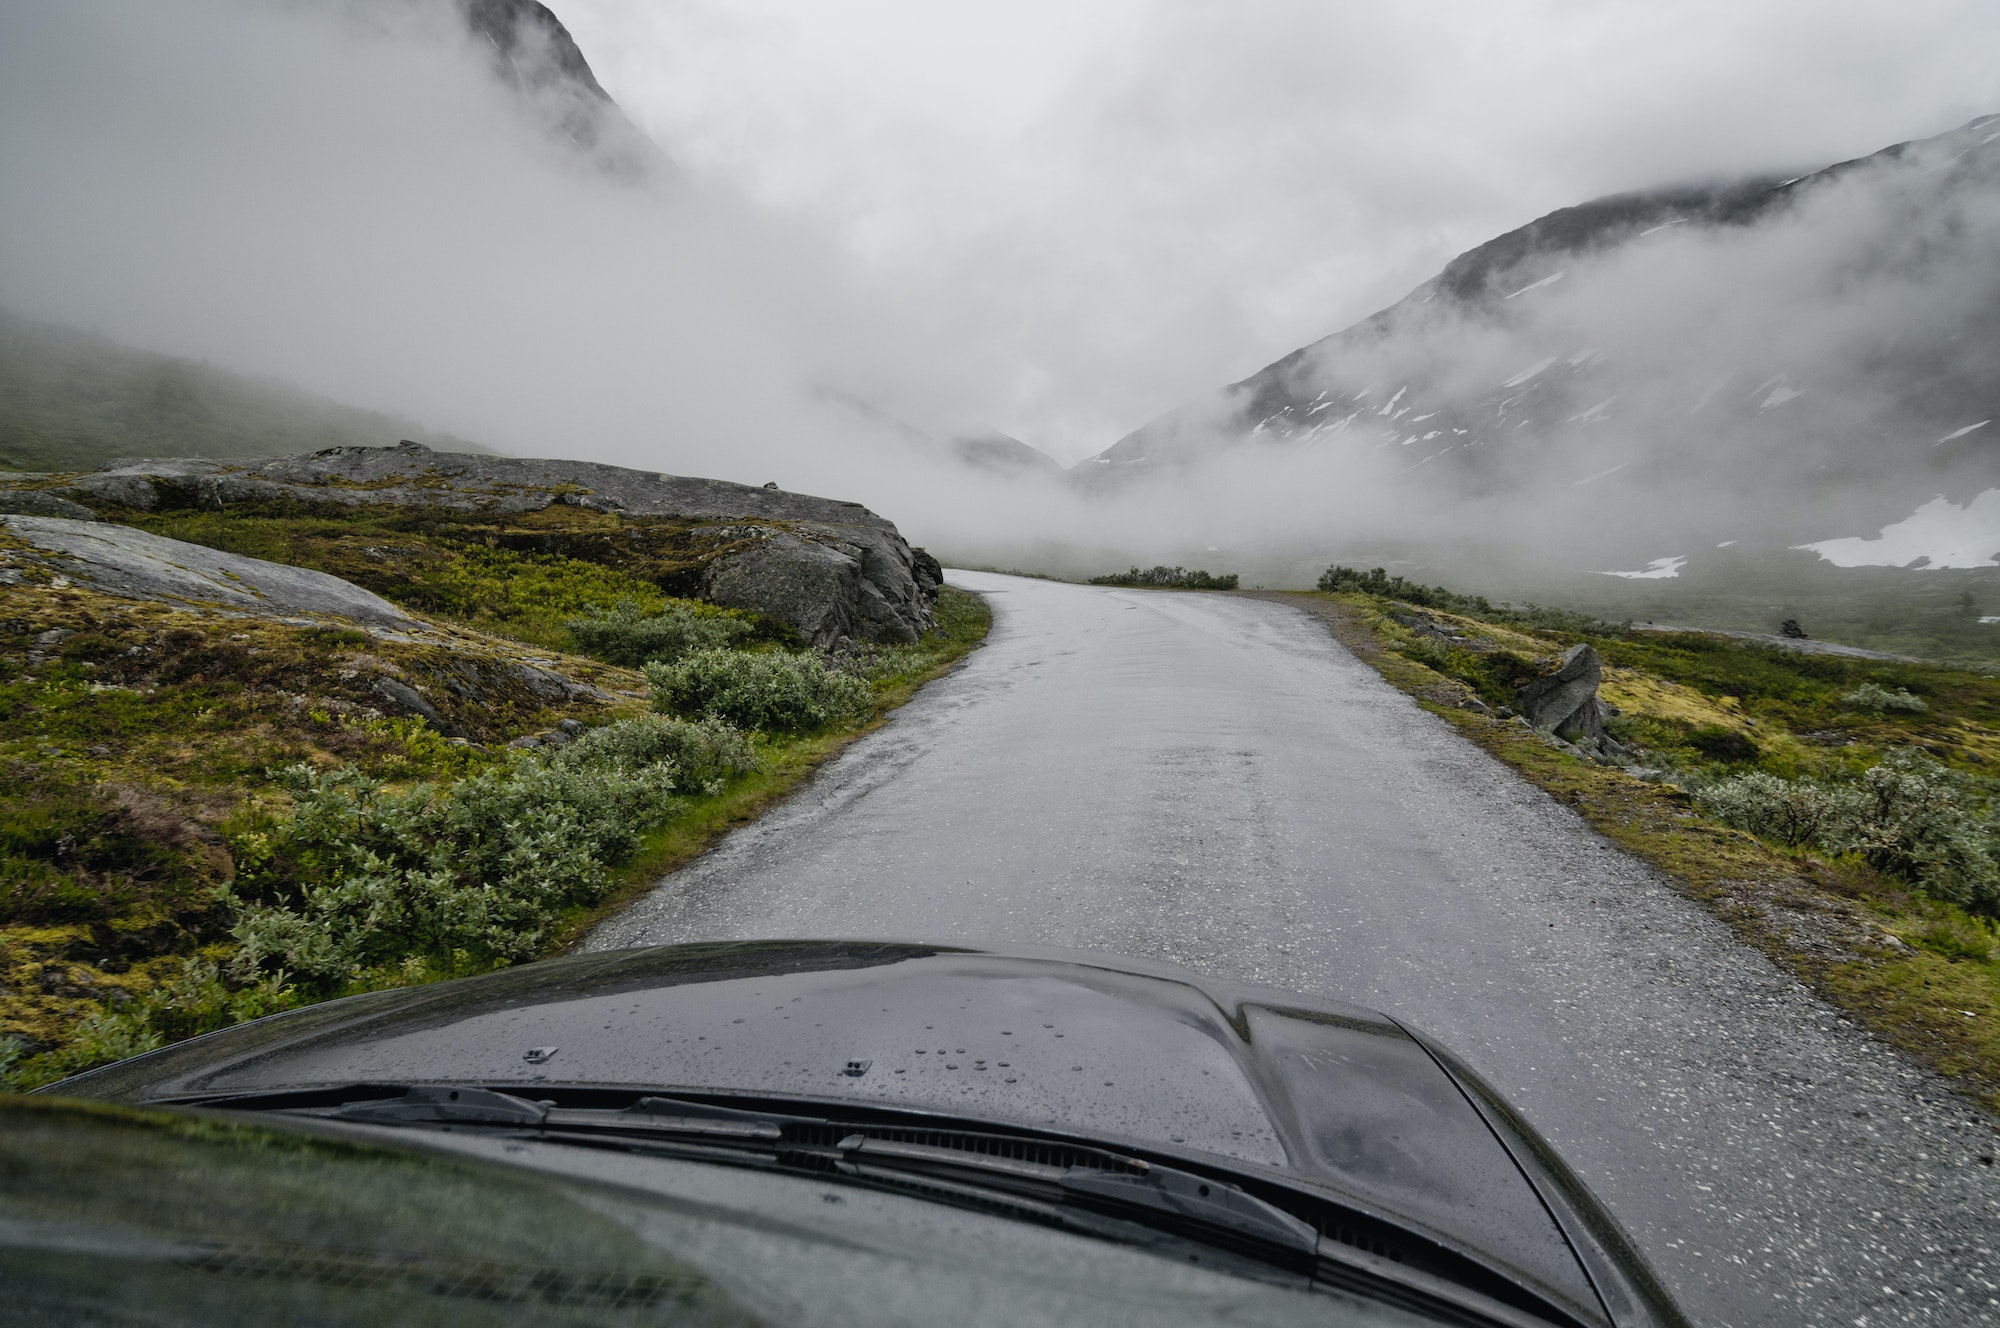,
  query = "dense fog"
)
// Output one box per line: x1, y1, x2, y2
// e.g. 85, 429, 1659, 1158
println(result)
2, 0, 1997, 585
